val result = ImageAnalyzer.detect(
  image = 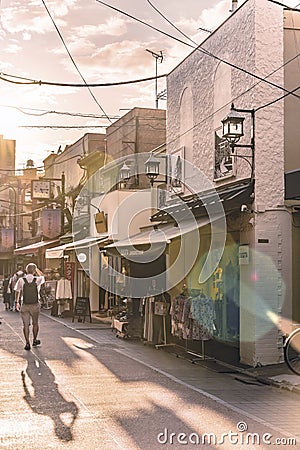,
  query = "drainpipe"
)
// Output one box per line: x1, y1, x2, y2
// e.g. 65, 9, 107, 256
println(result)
230, 0, 238, 12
